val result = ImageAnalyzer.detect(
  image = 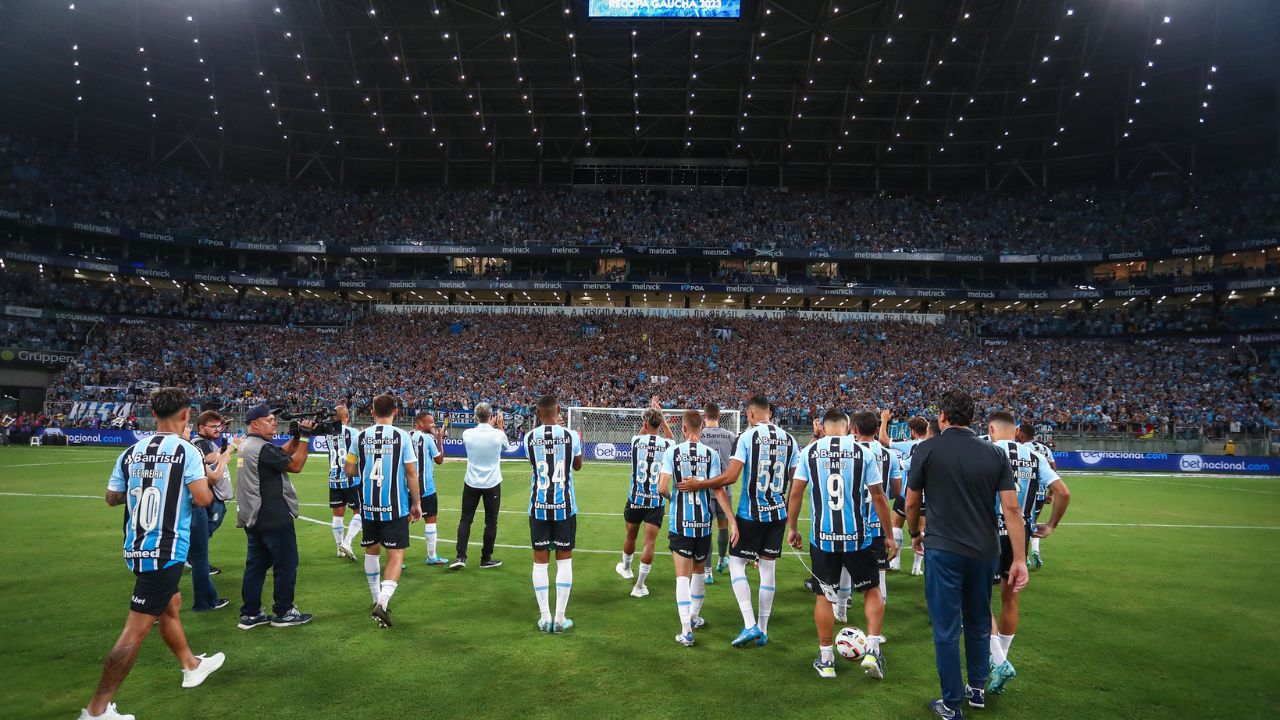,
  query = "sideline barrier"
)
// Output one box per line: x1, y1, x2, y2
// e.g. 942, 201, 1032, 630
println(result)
30, 429, 1280, 475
